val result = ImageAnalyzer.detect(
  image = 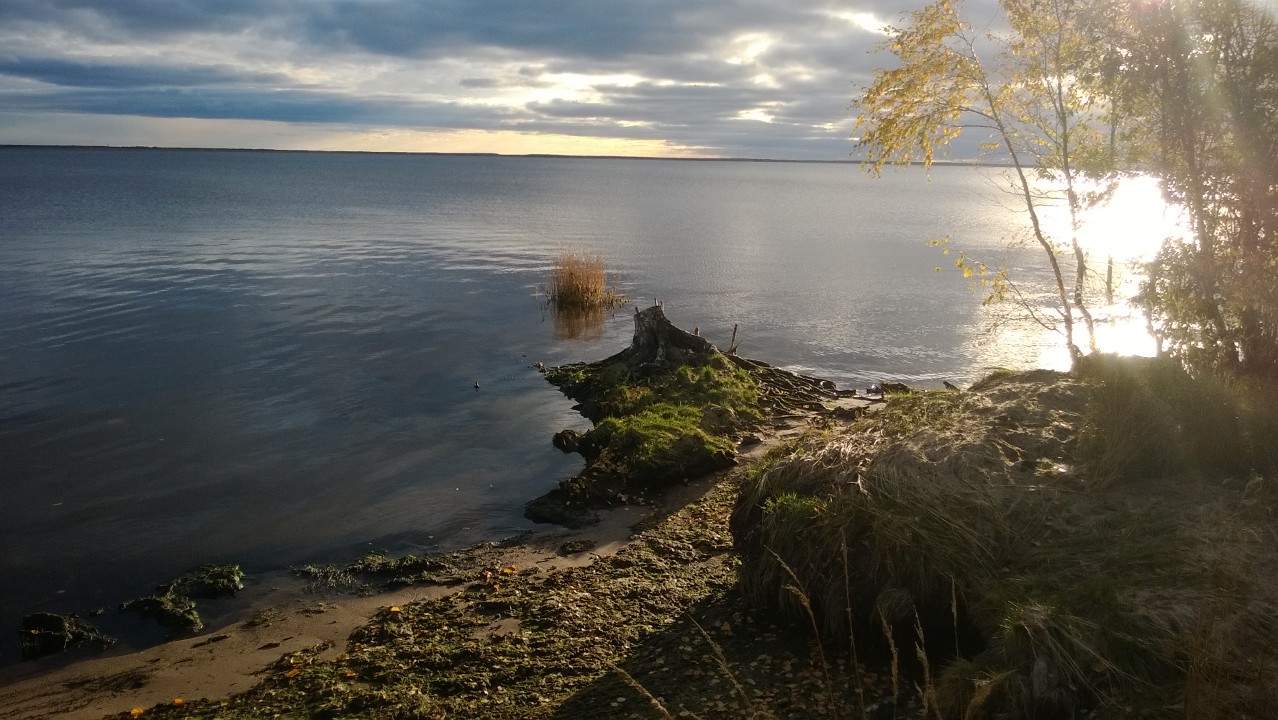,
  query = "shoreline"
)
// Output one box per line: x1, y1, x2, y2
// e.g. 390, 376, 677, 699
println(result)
1, 413, 869, 719
0, 499, 655, 719
2, 350, 879, 720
